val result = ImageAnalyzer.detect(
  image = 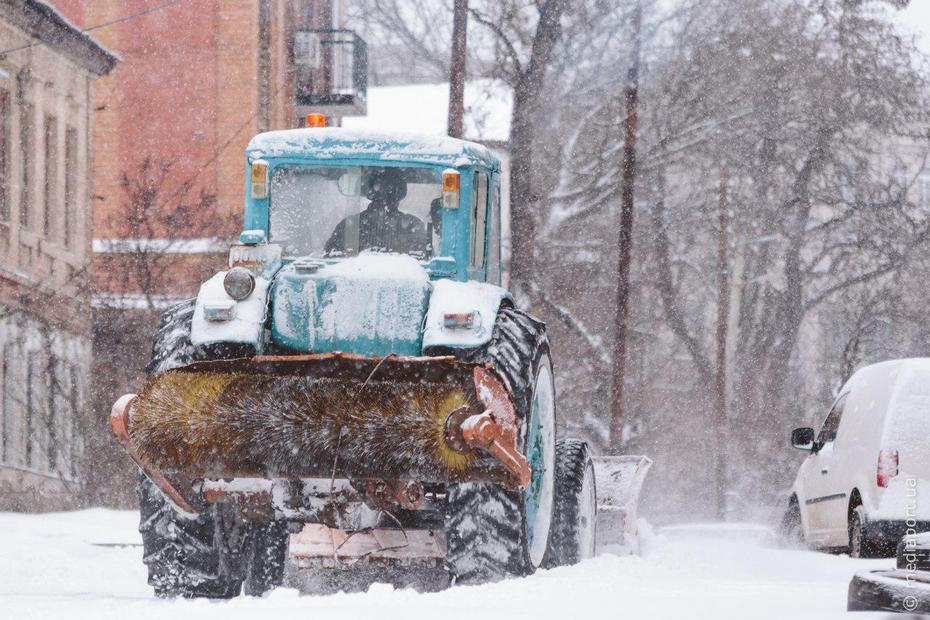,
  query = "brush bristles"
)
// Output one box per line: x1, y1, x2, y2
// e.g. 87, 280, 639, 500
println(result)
129, 370, 481, 480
